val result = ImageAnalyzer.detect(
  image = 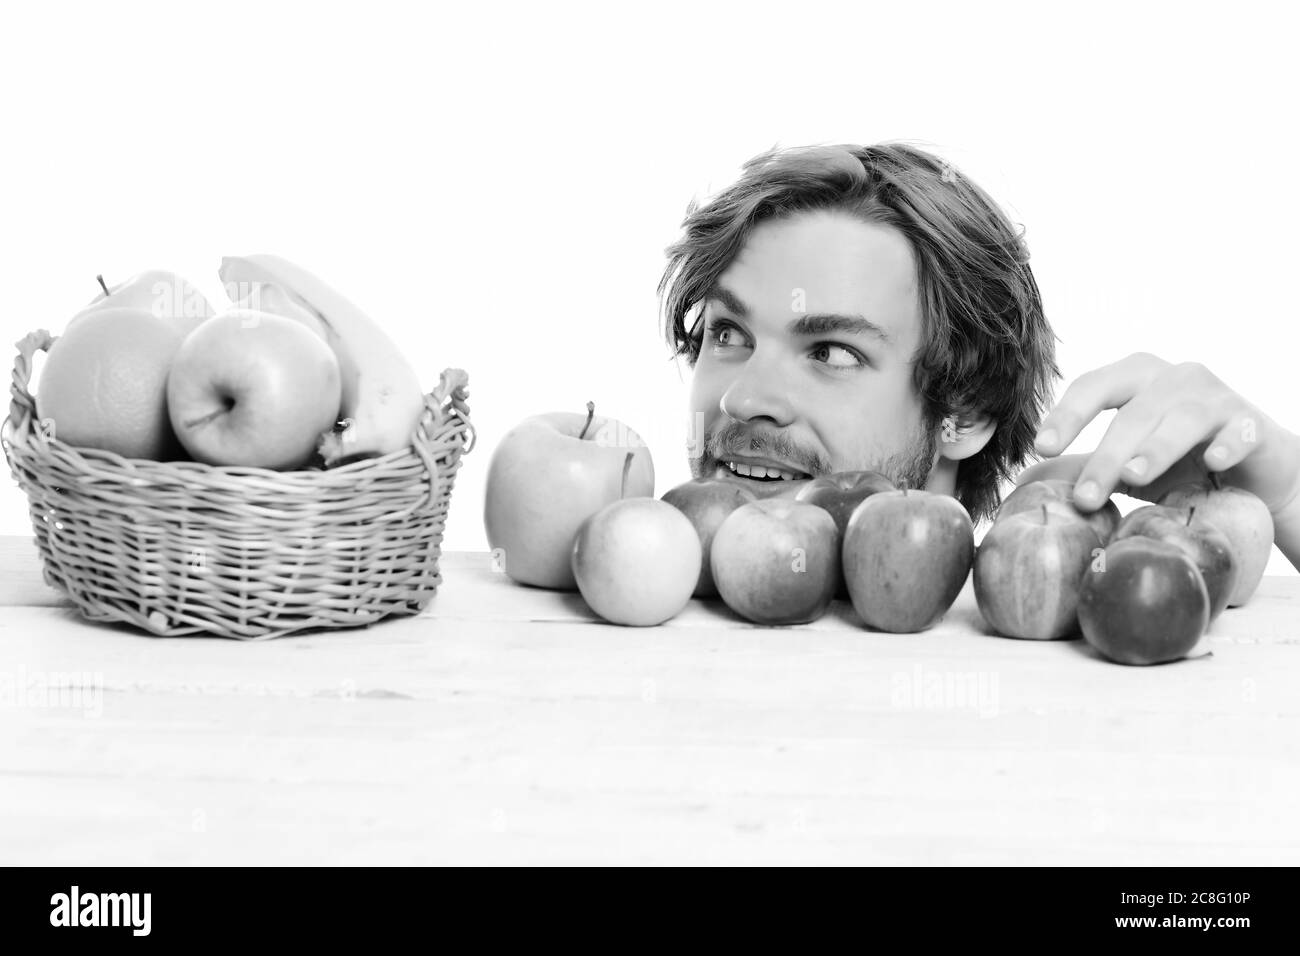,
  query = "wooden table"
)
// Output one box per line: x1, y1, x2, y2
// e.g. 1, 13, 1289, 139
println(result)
2, 535, 1298, 866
